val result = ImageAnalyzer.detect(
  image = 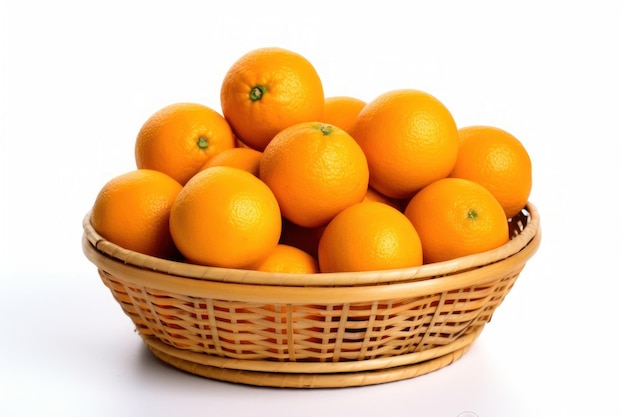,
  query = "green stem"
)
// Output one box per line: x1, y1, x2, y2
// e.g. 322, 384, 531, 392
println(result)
250, 85, 267, 101
197, 137, 209, 150
314, 124, 334, 136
